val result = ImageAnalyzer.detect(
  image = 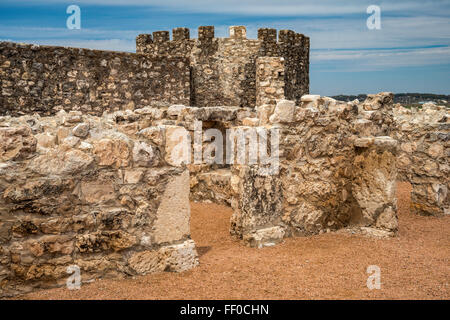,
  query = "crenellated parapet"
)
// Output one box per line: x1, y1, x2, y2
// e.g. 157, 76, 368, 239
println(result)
136, 26, 310, 108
